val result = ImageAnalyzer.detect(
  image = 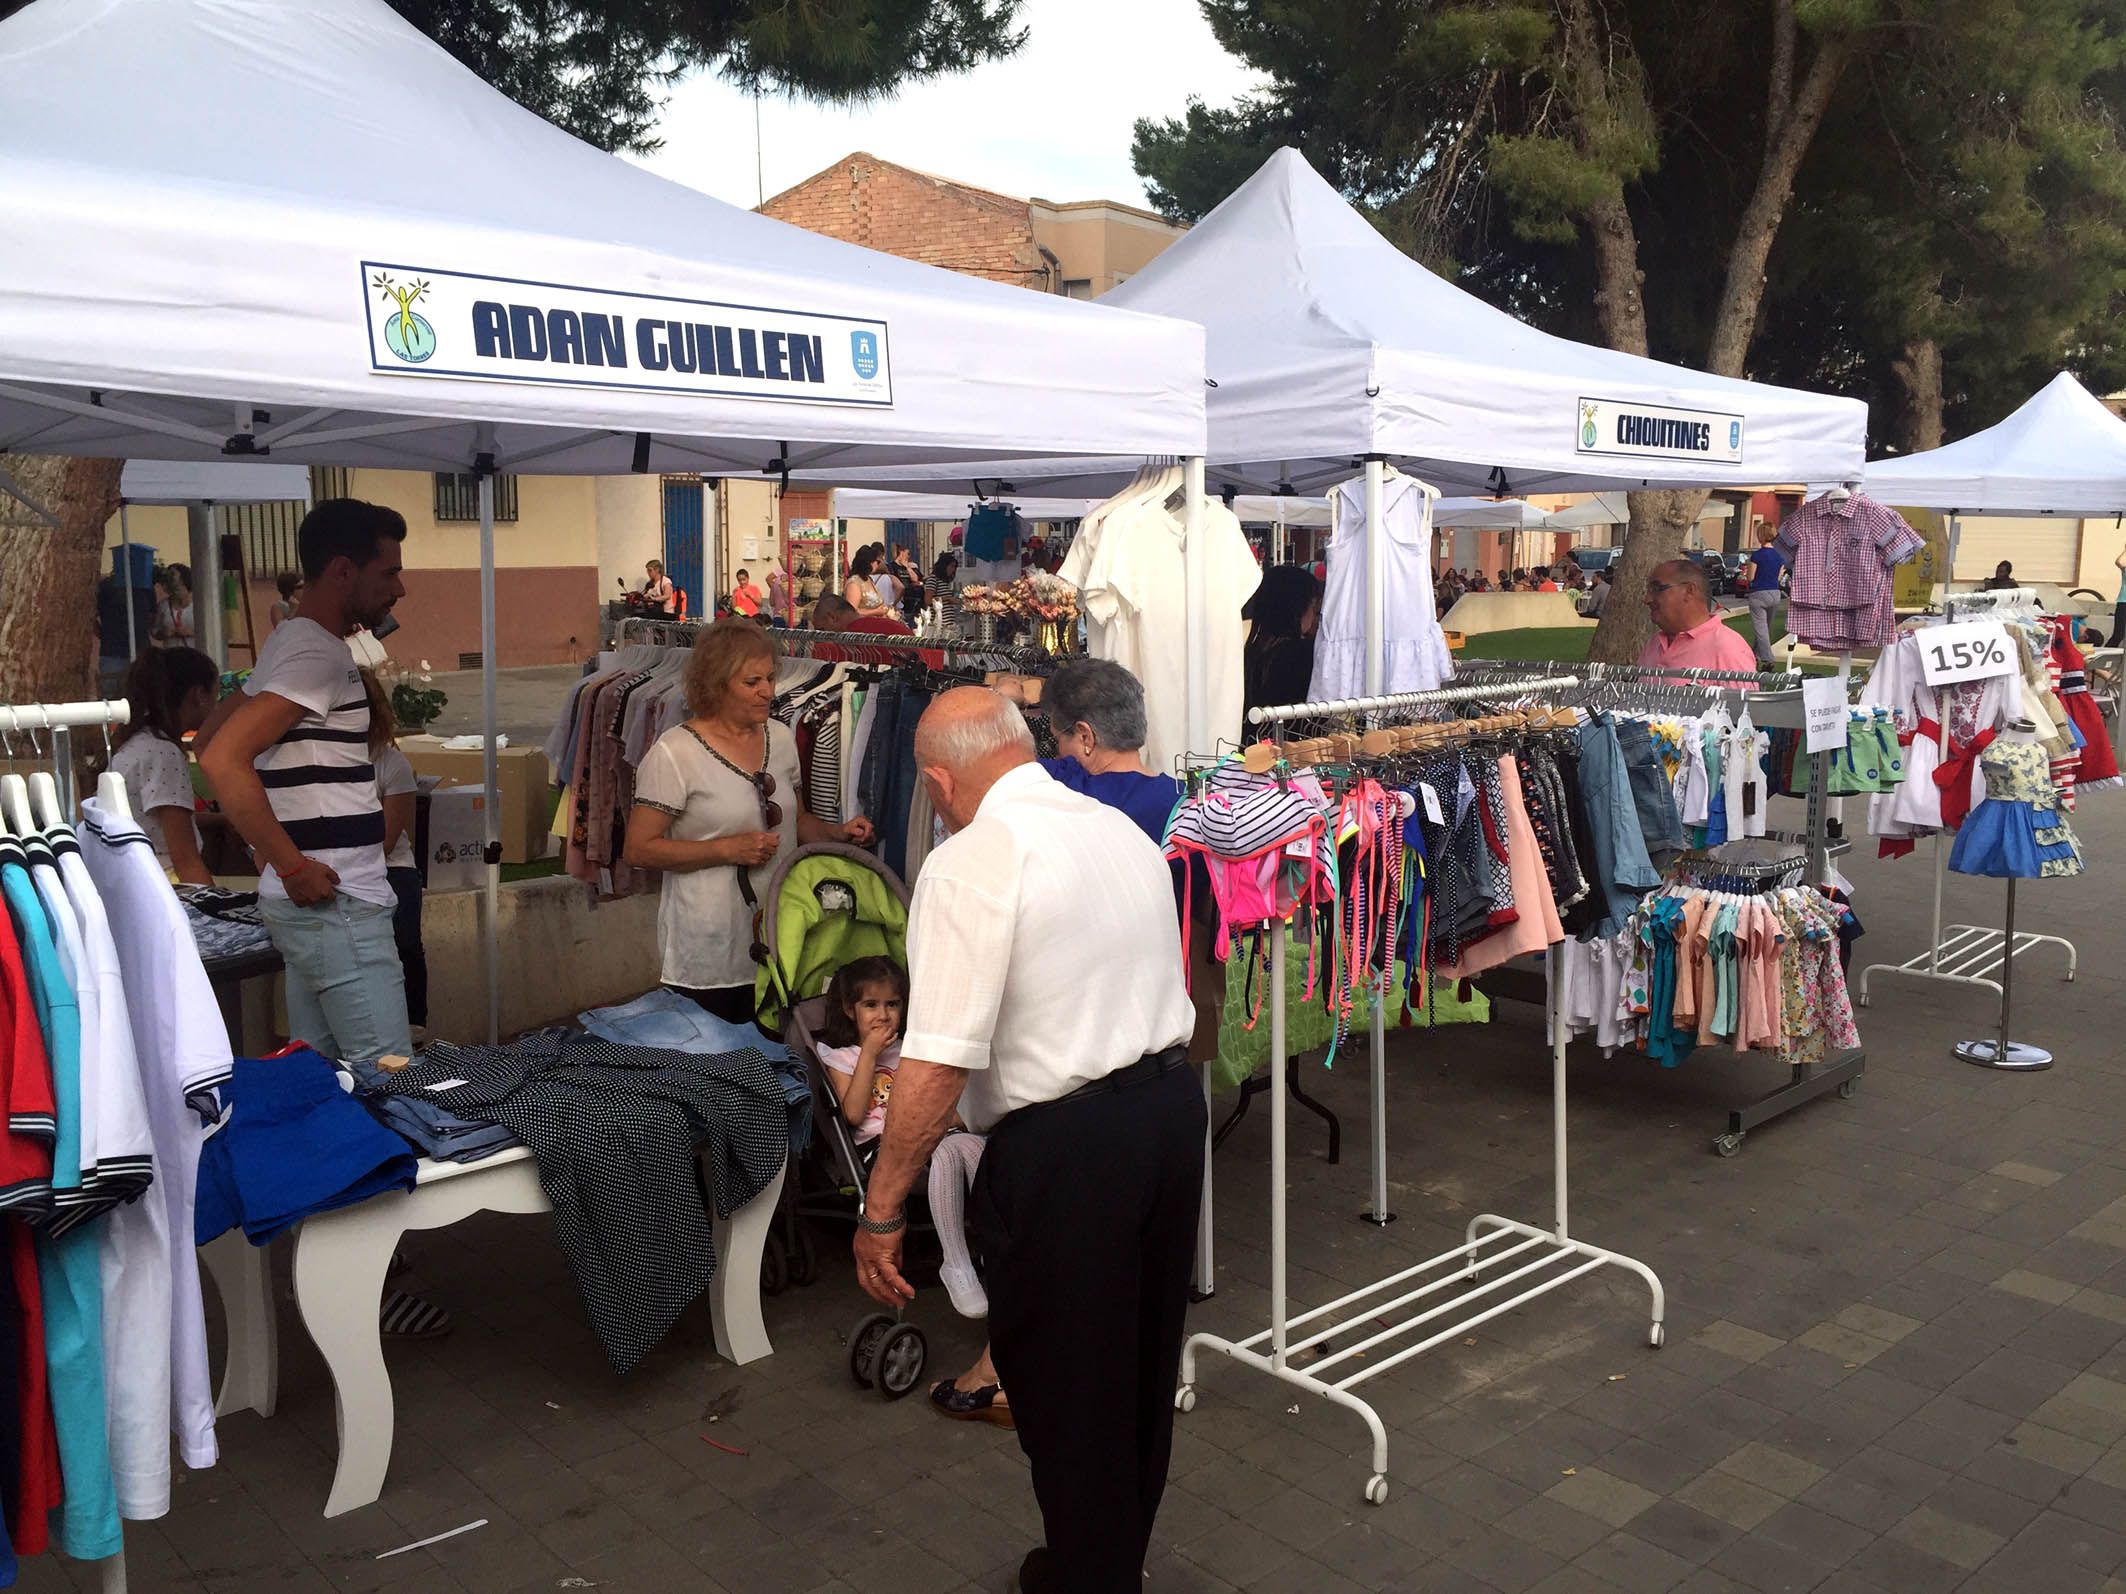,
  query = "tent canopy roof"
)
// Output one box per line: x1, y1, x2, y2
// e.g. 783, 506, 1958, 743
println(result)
1859, 373, 2126, 516
789, 148, 1863, 498
0, 0, 1205, 477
